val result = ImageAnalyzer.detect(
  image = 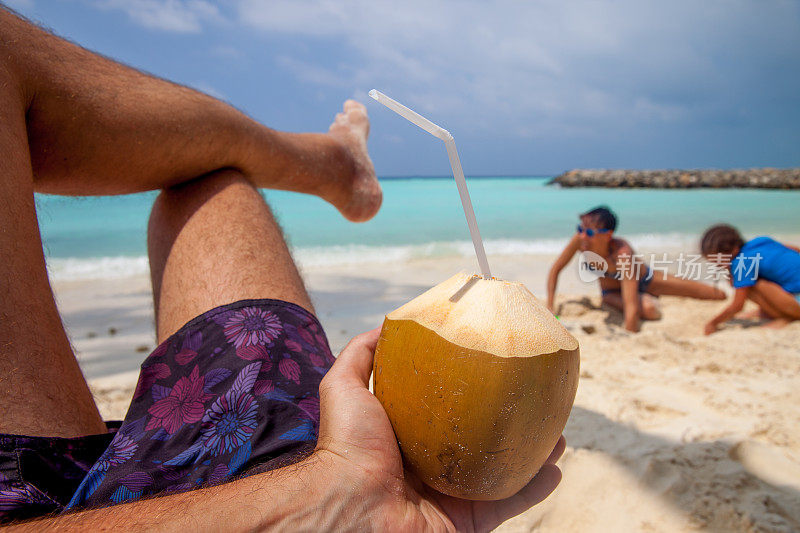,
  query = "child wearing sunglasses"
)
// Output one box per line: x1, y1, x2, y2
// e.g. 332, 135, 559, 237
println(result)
547, 206, 725, 332
700, 224, 800, 334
